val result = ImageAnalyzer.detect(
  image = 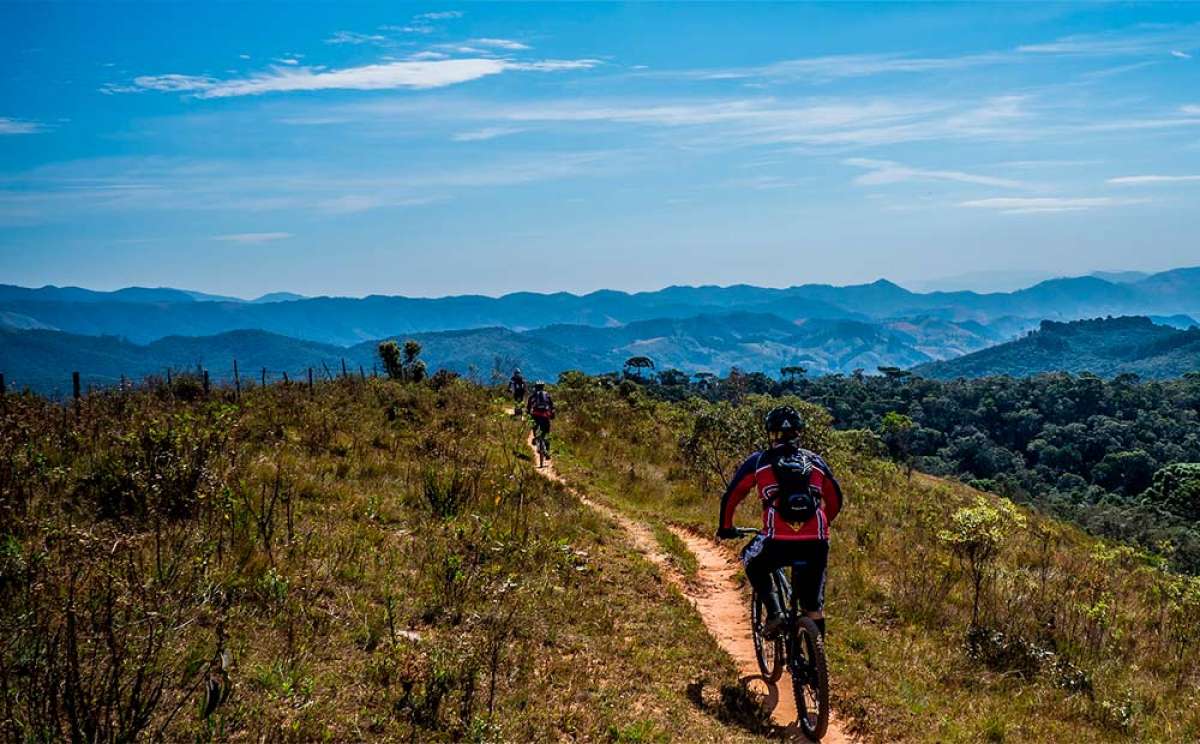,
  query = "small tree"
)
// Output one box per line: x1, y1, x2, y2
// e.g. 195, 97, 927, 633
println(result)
940, 495, 1026, 626
623, 356, 655, 380
378, 340, 403, 379
378, 339, 427, 382
780, 366, 807, 385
